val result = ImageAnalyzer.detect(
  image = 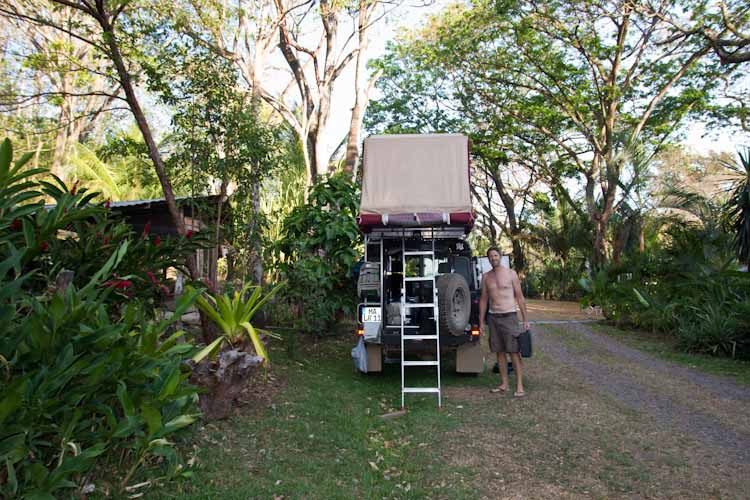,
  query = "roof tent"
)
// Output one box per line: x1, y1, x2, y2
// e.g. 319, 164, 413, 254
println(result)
357, 134, 473, 232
